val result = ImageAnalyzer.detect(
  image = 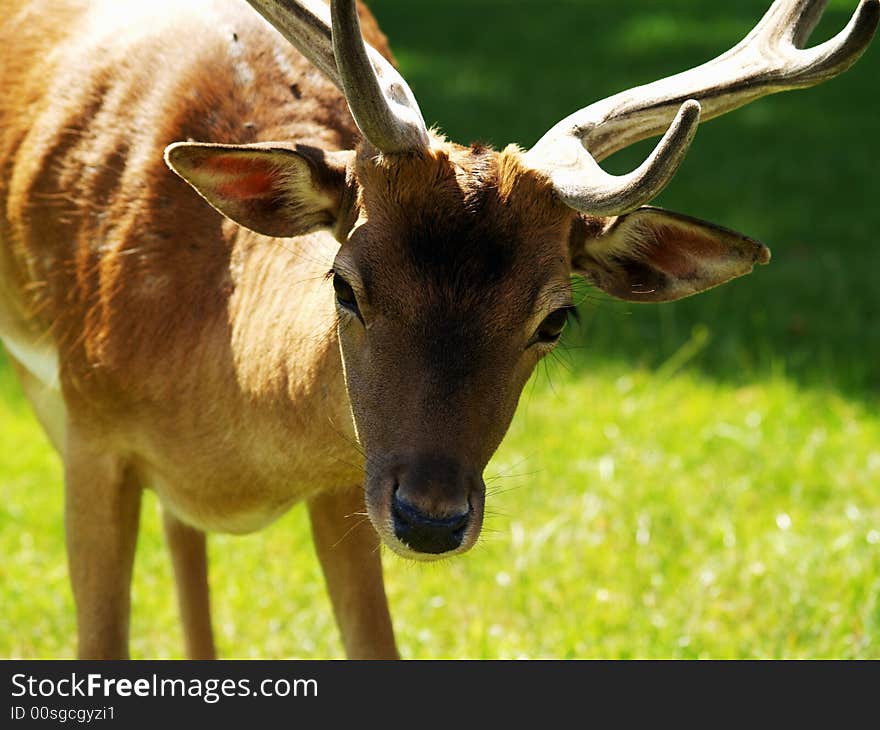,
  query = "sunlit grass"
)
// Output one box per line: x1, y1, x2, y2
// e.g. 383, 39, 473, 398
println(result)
1, 0, 878, 658
2, 344, 879, 658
